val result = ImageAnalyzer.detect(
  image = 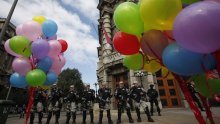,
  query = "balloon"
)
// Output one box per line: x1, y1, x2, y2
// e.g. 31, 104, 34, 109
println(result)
51, 54, 66, 69
32, 39, 50, 59
143, 58, 162, 73
48, 40, 62, 57
162, 43, 216, 76
9, 36, 32, 57
4, 39, 21, 57
44, 72, 57, 86
48, 35, 57, 40
113, 2, 144, 36
141, 30, 169, 59
113, 31, 140, 55
161, 67, 174, 79
173, 1, 220, 53
32, 15, 46, 25
50, 68, 61, 75
123, 52, 145, 70
37, 56, 52, 72
40, 85, 50, 90
16, 24, 24, 35
205, 0, 220, 2
192, 74, 220, 98
58, 39, 68, 53
42, 20, 58, 37
140, 0, 182, 30
12, 57, 32, 75
26, 69, 46, 86
10, 73, 27, 88
182, 0, 200, 4
22, 20, 42, 41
